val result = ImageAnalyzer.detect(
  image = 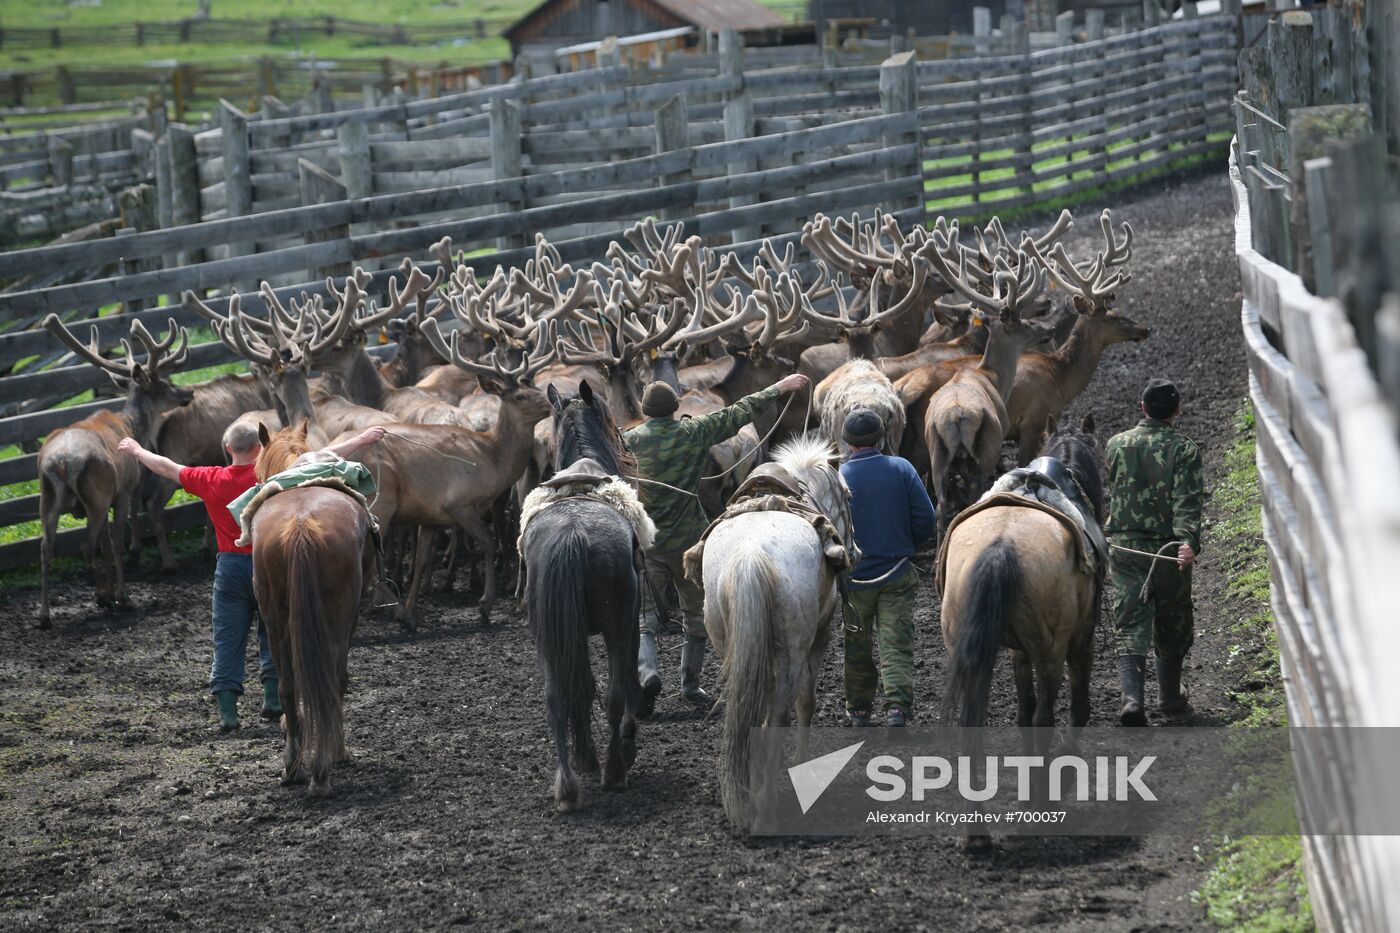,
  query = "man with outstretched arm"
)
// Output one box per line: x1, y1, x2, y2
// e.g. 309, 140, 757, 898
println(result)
624, 373, 810, 716
118, 423, 385, 731
1105, 379, 1204, 725
839, 408, 936, 728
